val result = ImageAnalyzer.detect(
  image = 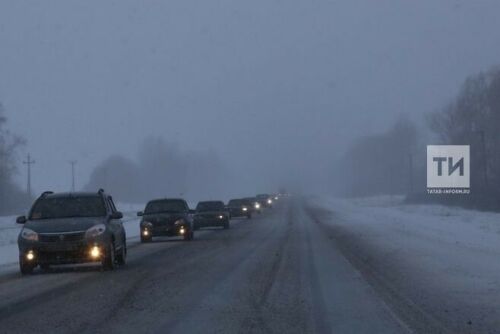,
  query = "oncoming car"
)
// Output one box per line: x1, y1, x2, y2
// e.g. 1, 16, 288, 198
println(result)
138, 198, 194, 242
16, 190, 127, 275
227, 199, 252, 219
193, 201, 230, 230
